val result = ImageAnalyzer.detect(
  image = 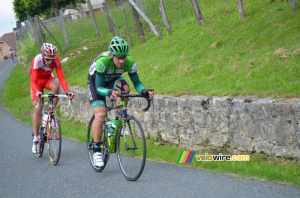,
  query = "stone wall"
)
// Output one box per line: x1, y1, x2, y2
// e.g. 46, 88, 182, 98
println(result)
59, 87, 300, 158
